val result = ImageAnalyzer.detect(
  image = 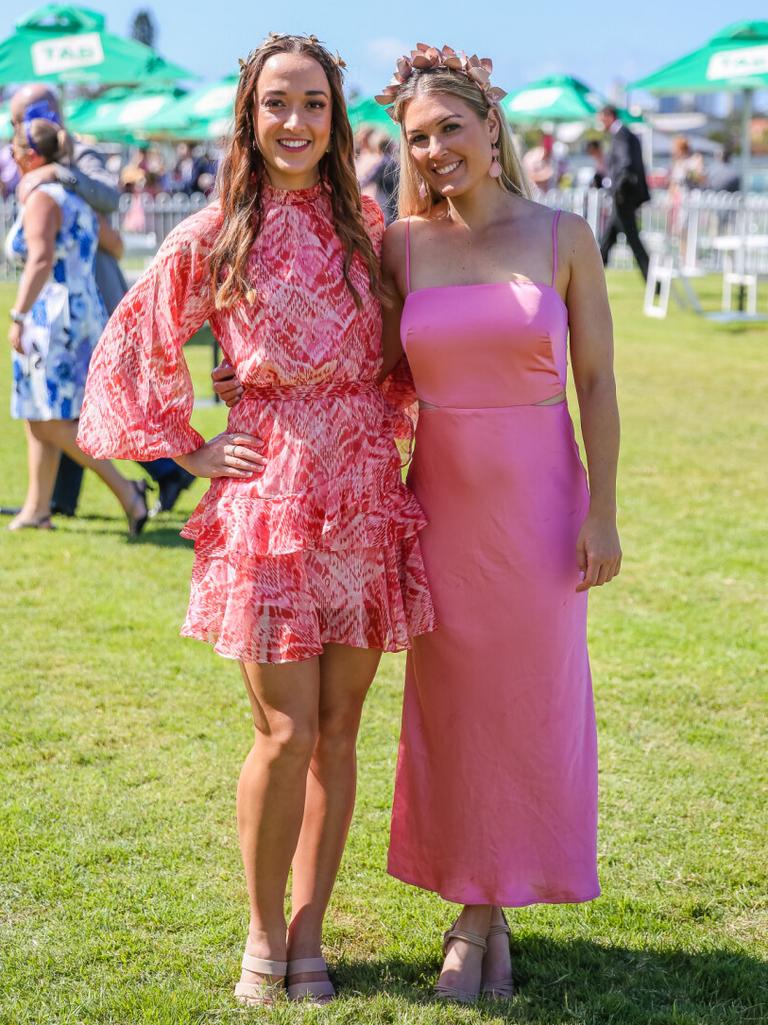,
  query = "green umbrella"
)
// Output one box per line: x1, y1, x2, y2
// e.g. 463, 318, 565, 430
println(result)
504, 75, 604, 123
0, 4, 195, 85
503, 74, 640, 125
346, 96, 399, 139
144, 75, 237, 137
630, 21, 768, 192
66, 85, 185, 140
630, 20, 768, 93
